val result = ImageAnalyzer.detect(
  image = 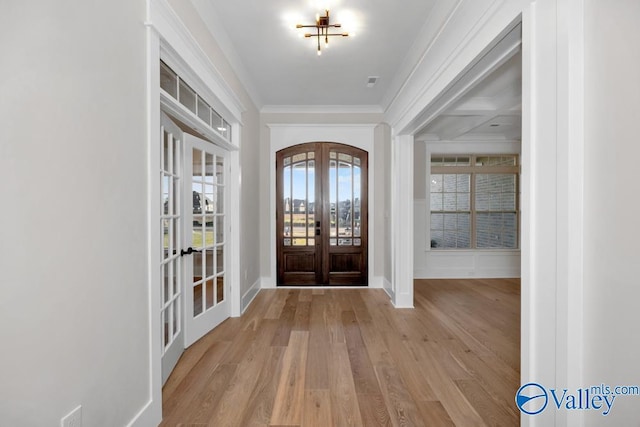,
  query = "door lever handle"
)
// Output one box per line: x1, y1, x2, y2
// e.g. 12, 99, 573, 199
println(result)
180, 247, 201, 256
